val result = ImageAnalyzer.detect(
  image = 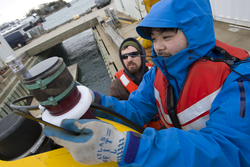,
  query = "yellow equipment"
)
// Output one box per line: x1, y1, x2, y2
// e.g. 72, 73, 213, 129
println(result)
141, 0, 161, 49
